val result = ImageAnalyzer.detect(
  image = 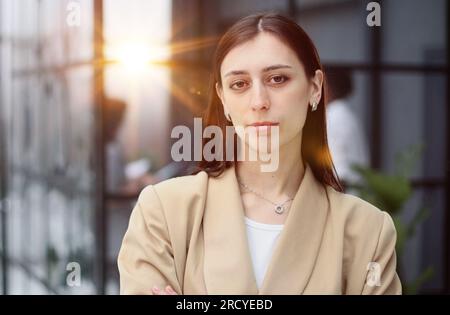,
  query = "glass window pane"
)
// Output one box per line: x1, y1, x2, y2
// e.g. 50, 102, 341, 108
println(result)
382, 0, 447, 65
2, 0, 97, 294
381, 73, 447, 180
399, 187, 446, 293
